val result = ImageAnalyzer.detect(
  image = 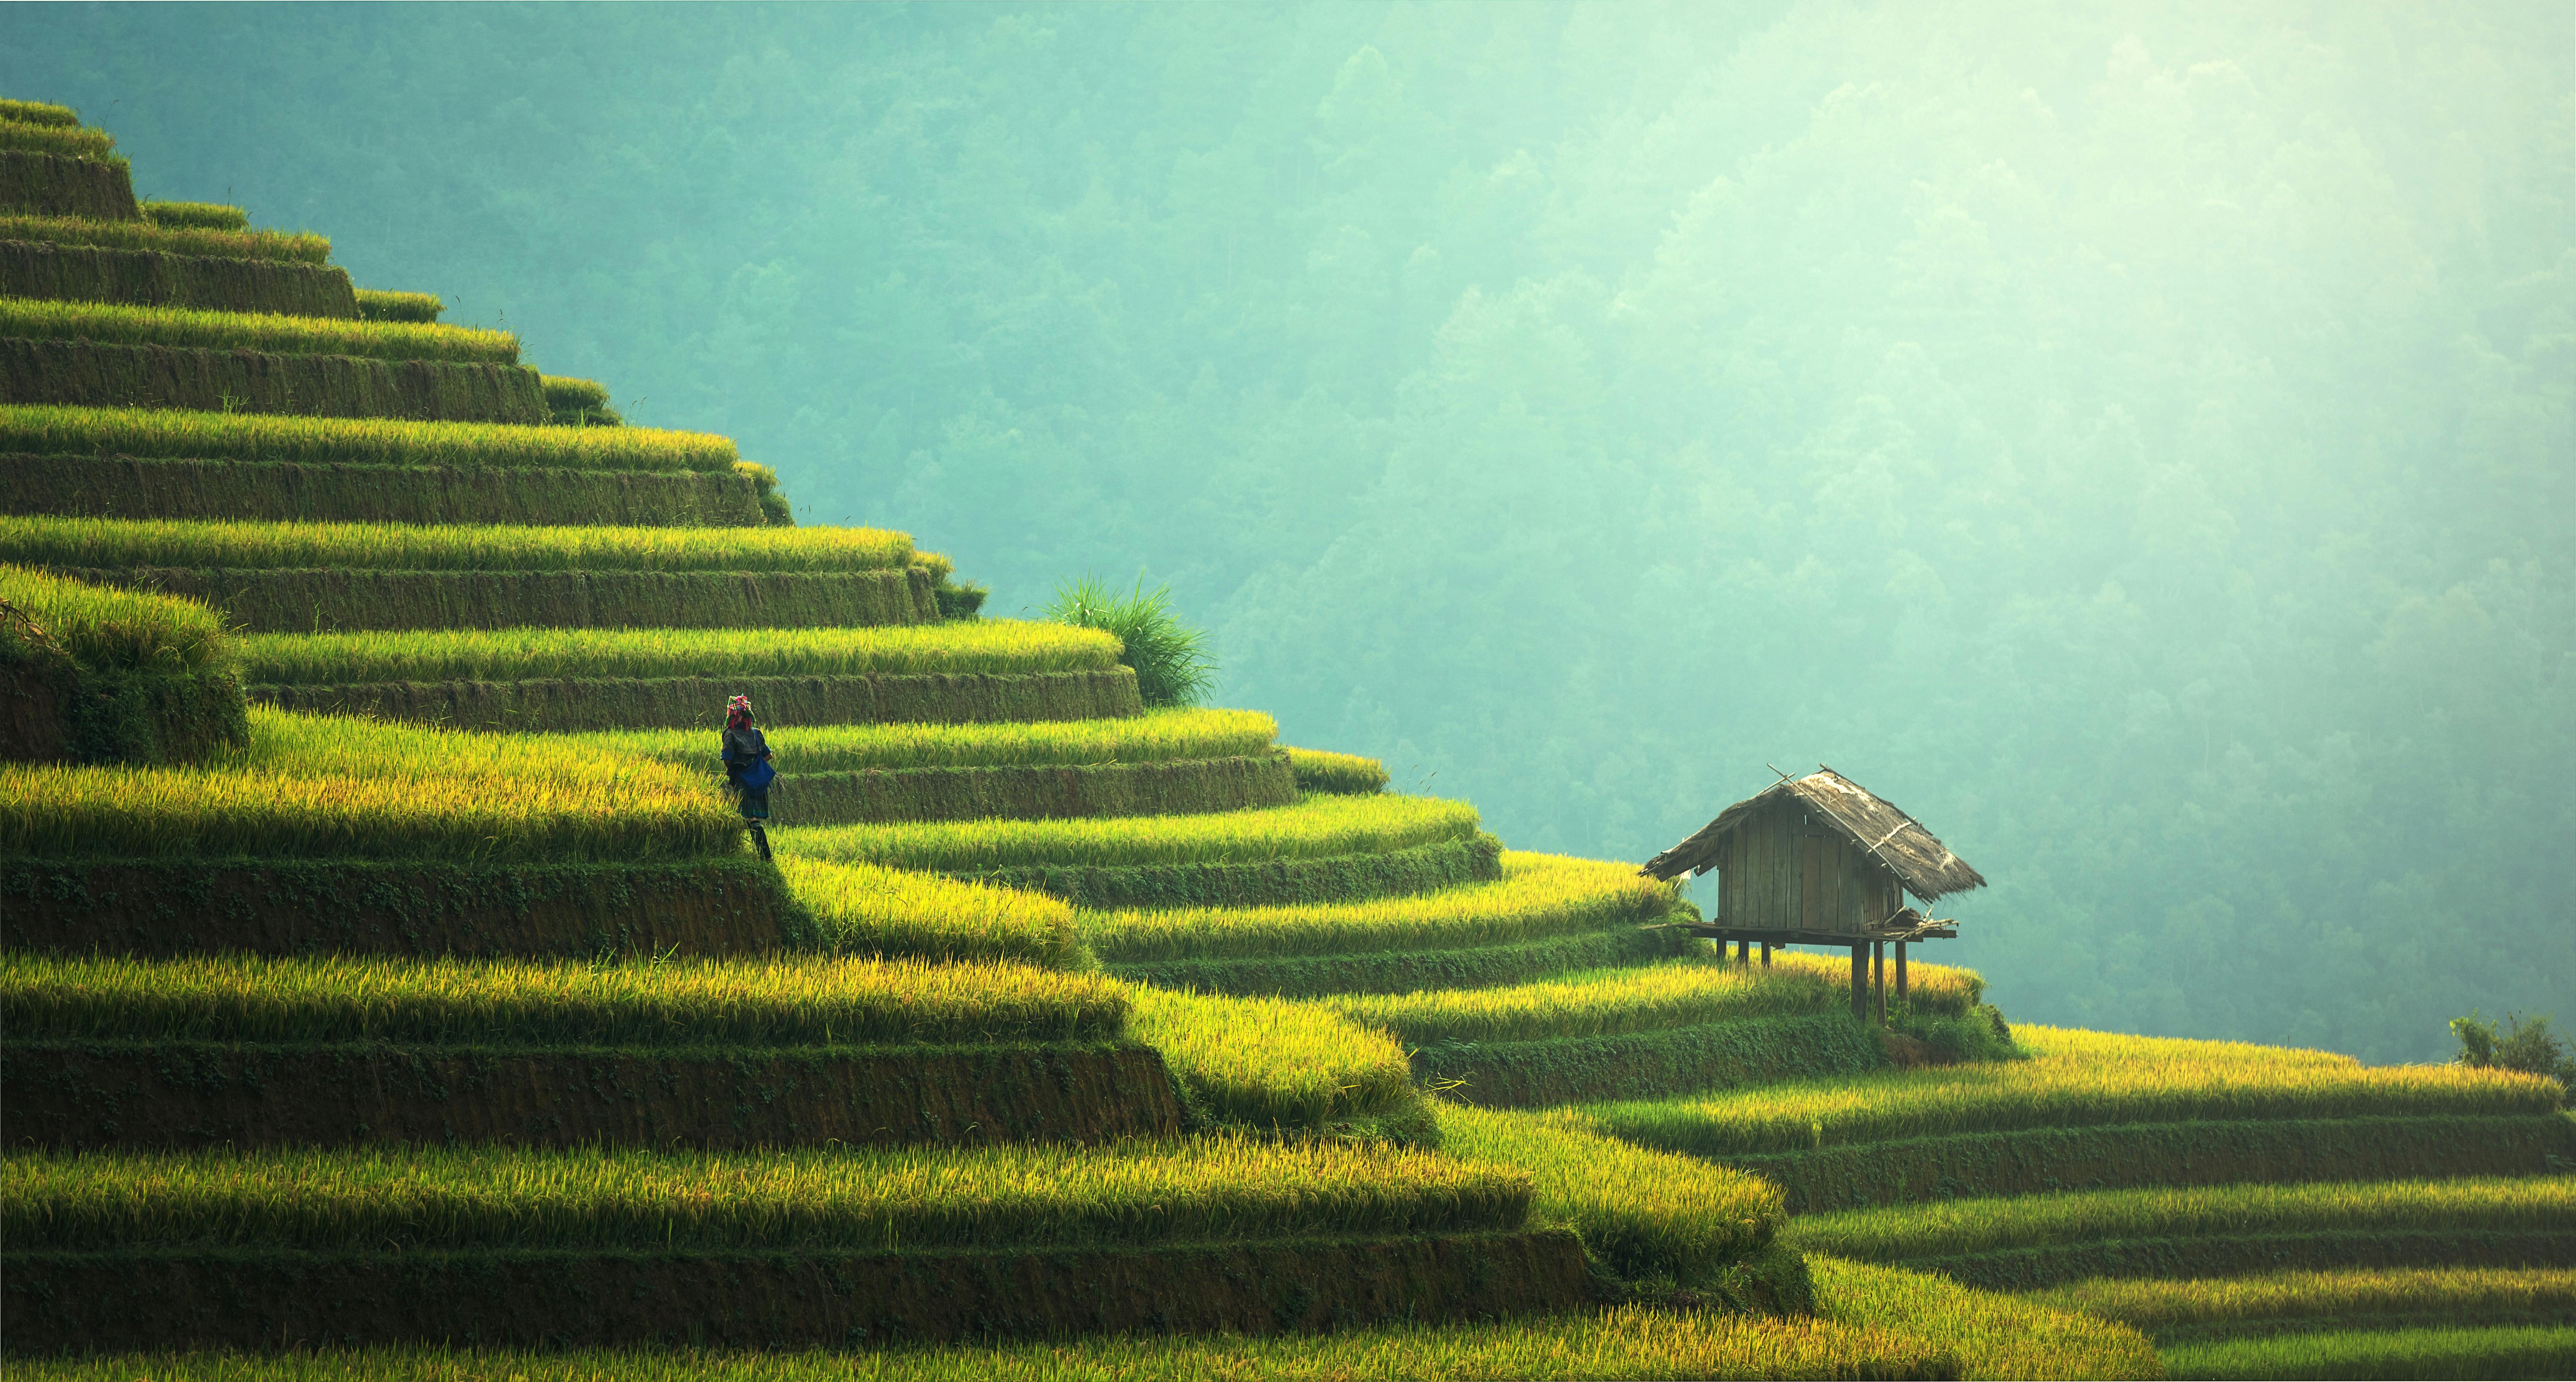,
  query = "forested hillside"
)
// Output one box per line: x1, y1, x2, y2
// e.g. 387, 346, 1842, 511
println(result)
15, 0, 2567, 1060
